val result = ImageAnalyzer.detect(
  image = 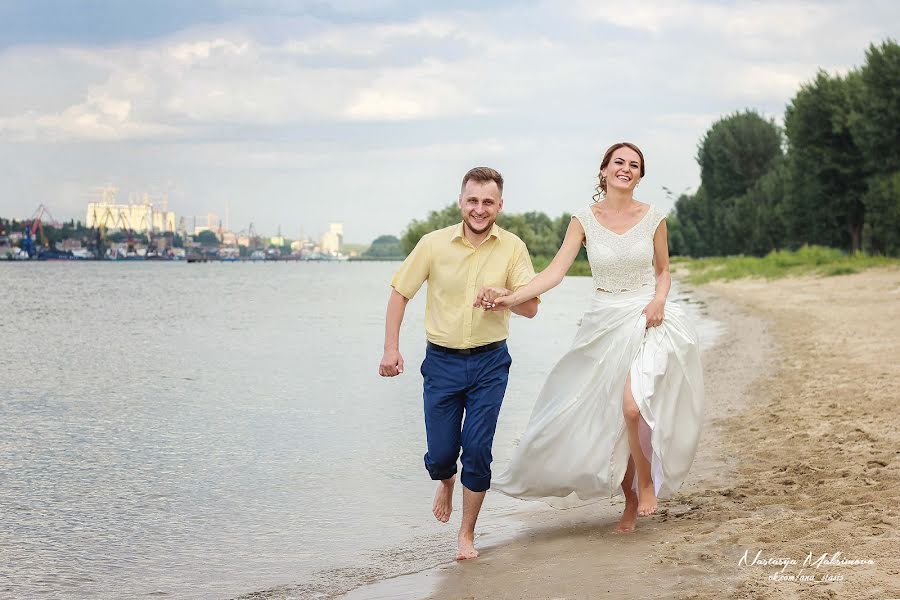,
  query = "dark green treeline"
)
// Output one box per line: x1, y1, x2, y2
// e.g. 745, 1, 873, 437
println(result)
401, 204, 589, 273
669, 40, 900, 257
